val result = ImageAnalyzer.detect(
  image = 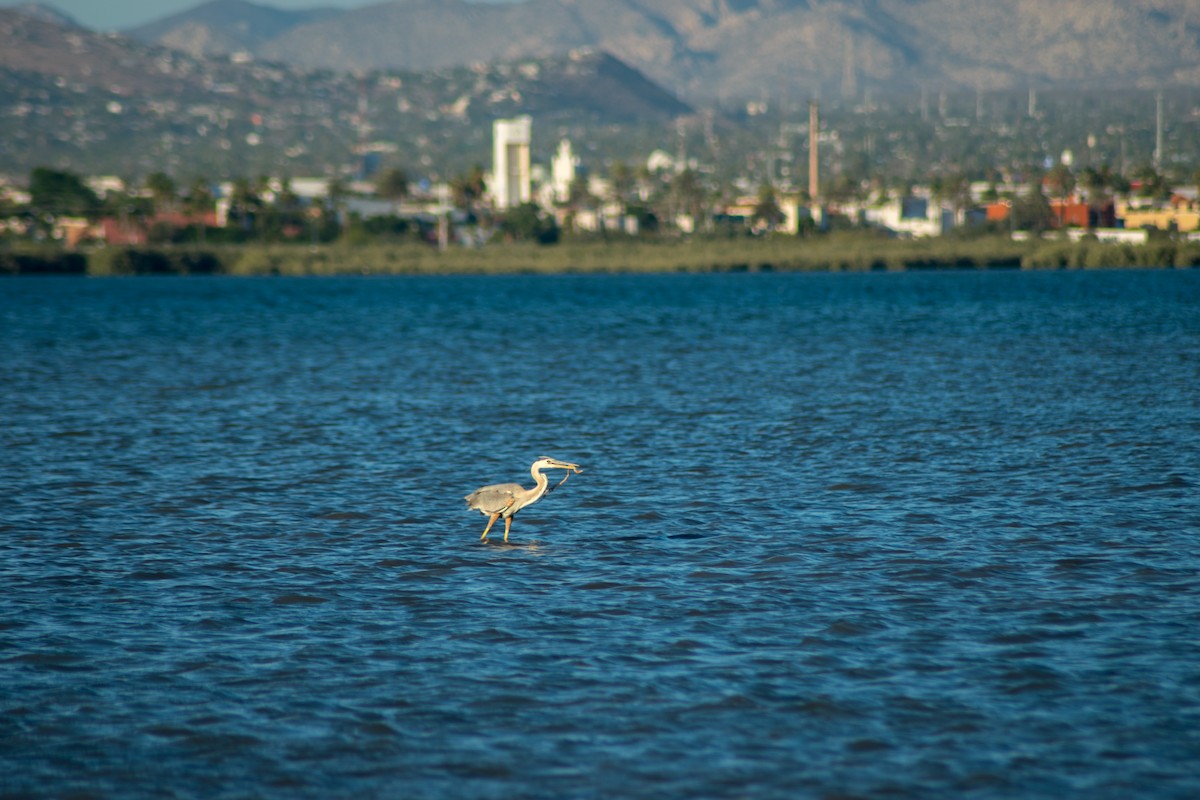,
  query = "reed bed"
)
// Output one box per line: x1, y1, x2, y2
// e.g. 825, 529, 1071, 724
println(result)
3, 234, 1197, 276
